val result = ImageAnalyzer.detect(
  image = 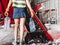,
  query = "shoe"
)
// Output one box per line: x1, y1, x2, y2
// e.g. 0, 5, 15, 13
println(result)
20, 42, 24, 45
12, 41, 17, 45
30, 43, 36, 45
28, 39, 34, 44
